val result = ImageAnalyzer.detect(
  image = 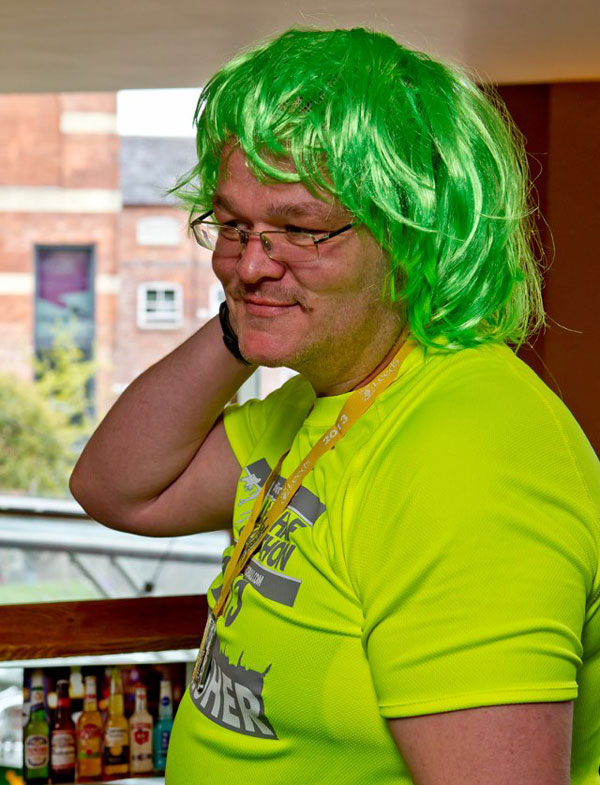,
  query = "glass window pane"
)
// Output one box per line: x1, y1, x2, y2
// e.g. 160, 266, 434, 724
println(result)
0, 503, 229, 605
35, 248, 94, 355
